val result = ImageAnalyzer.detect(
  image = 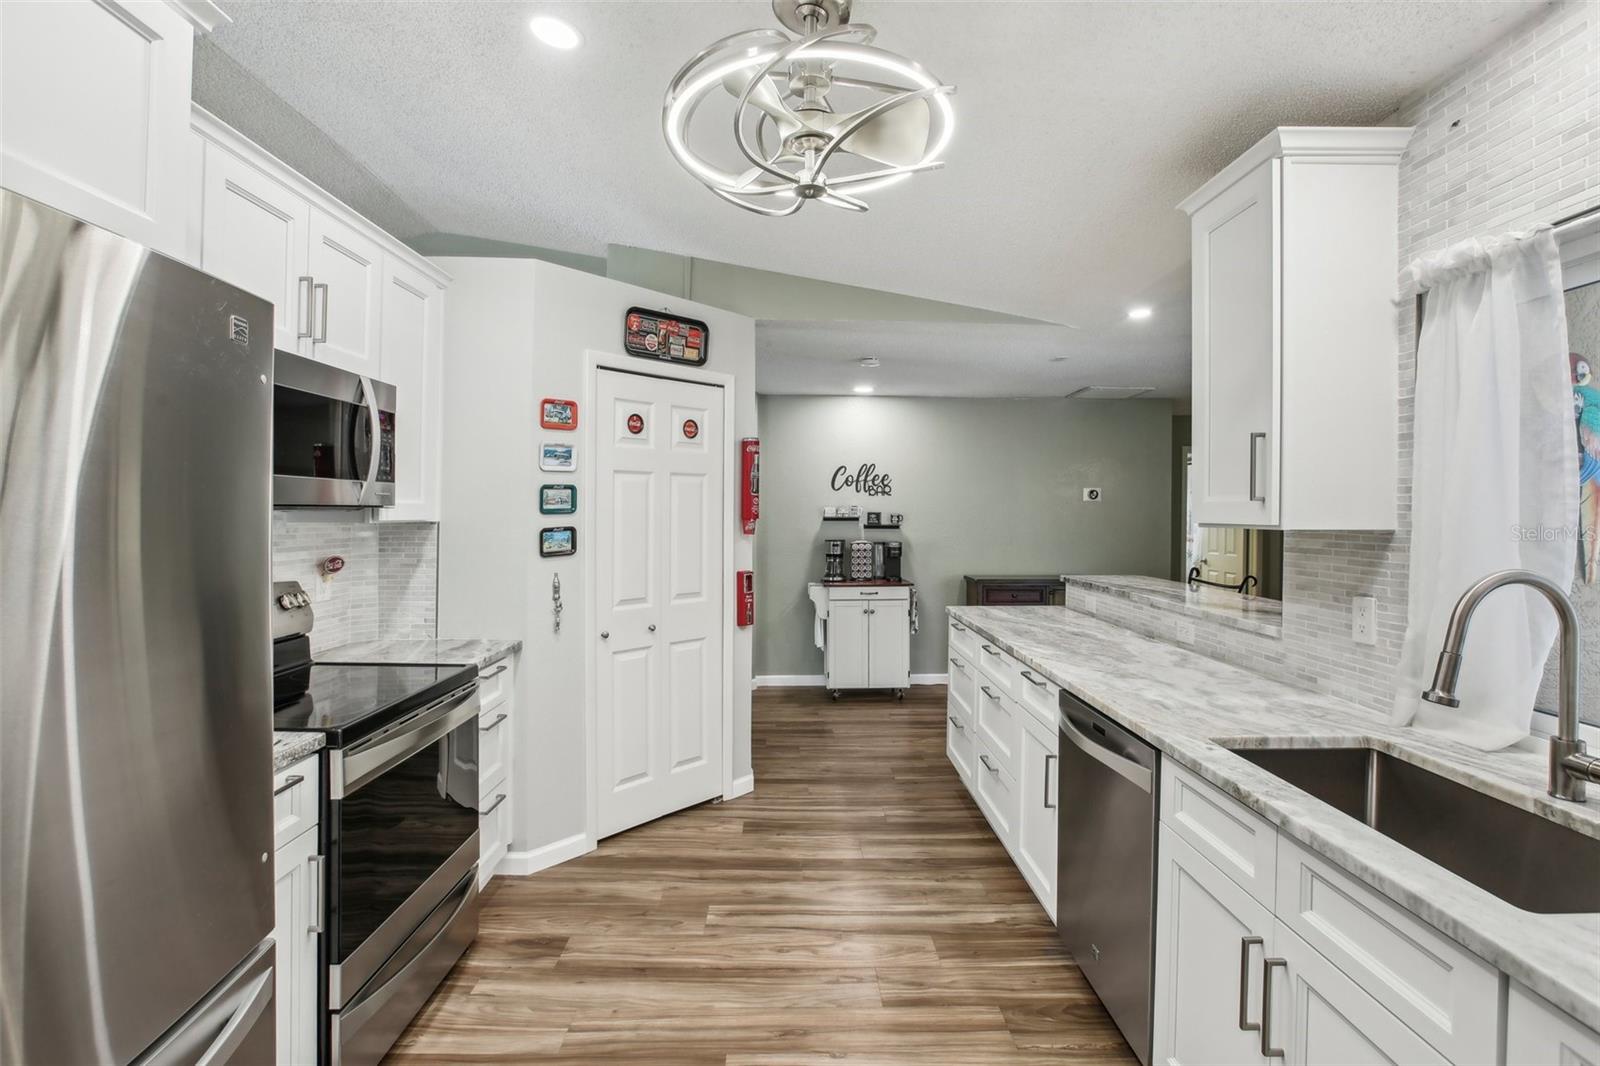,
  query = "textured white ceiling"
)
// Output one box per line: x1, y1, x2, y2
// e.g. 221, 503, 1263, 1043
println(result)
210, 0, 1538, 395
